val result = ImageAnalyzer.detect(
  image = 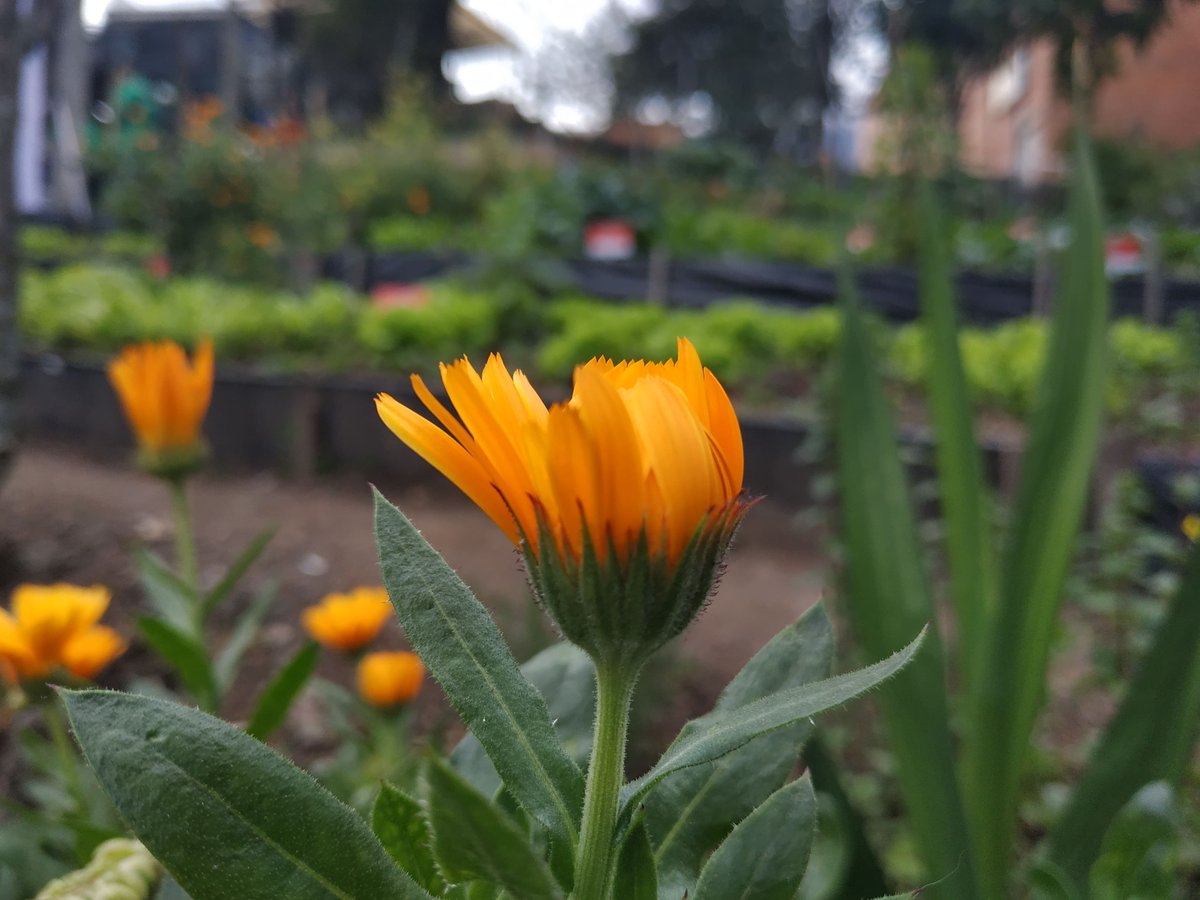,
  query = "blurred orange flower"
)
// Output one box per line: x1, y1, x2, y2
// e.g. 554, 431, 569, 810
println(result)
0, 585, 125, 683
357, 651, 424, 708
246, 222, 278, 249
1184, 514, 1199, 543
302, 587, 393, 652
406, 186, 431, 216
108, 339, 213, 474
